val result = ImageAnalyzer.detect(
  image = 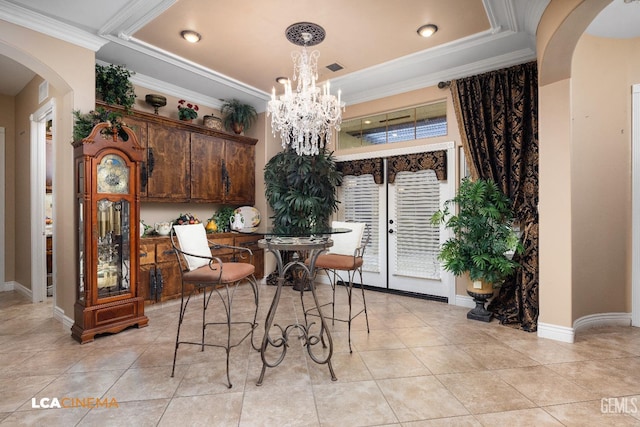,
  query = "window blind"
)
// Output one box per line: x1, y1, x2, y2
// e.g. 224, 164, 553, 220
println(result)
394, 169, 441, 279
342, 174, 380, 273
